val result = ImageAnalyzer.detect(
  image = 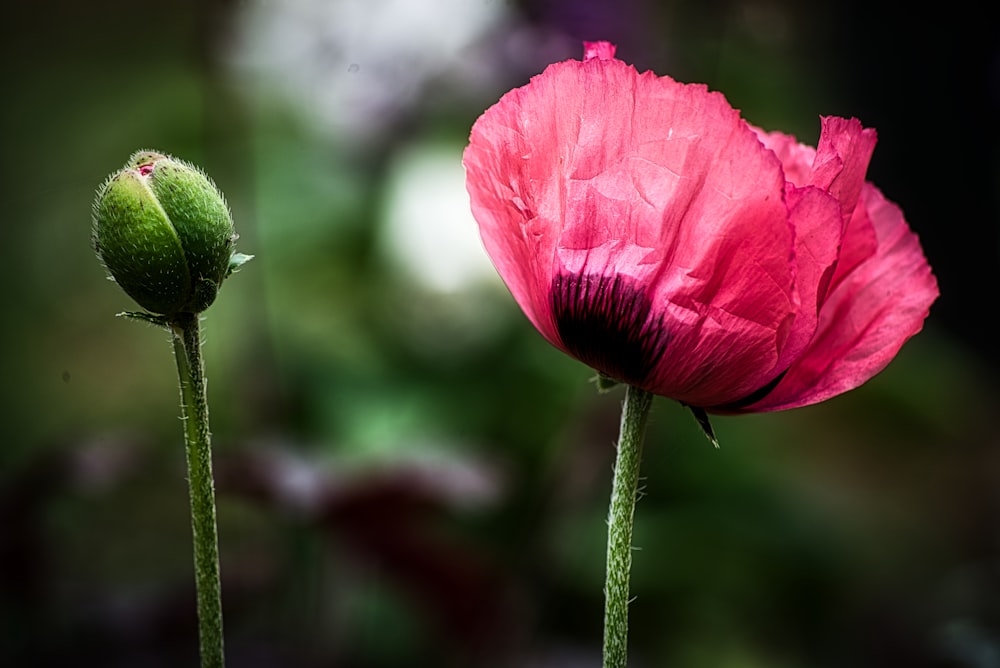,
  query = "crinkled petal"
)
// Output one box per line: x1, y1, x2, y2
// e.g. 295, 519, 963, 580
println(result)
465, 54, 798, 406
749, 119, 880, 380
809, 117, 877, 228
771, 184, 843, 369
464, 88, 562, 341
757, 117, 877, 227
753, 126, 816, 186
465, 45, 936, 414
745, 184, 938, 411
